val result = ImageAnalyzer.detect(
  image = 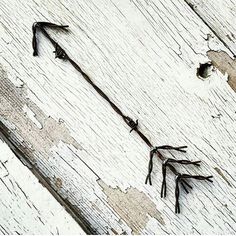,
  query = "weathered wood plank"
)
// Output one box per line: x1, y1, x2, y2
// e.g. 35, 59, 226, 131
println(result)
185, 0, 236, 55
0, 0, 236, 234
0, 136, 85, 234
